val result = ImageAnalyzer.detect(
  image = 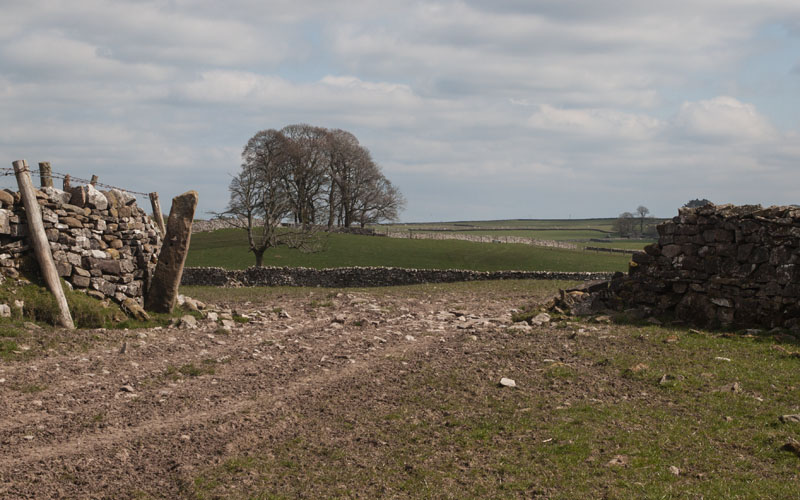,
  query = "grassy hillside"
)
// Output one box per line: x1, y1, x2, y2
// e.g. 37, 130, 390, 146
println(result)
186, 229, 631, 272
